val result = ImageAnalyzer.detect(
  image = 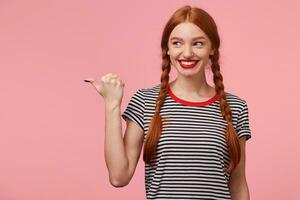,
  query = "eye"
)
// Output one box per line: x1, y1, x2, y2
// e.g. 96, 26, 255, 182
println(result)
172, 41, 203, 47
172, 41, 181, 46
194, 41, 204, 46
